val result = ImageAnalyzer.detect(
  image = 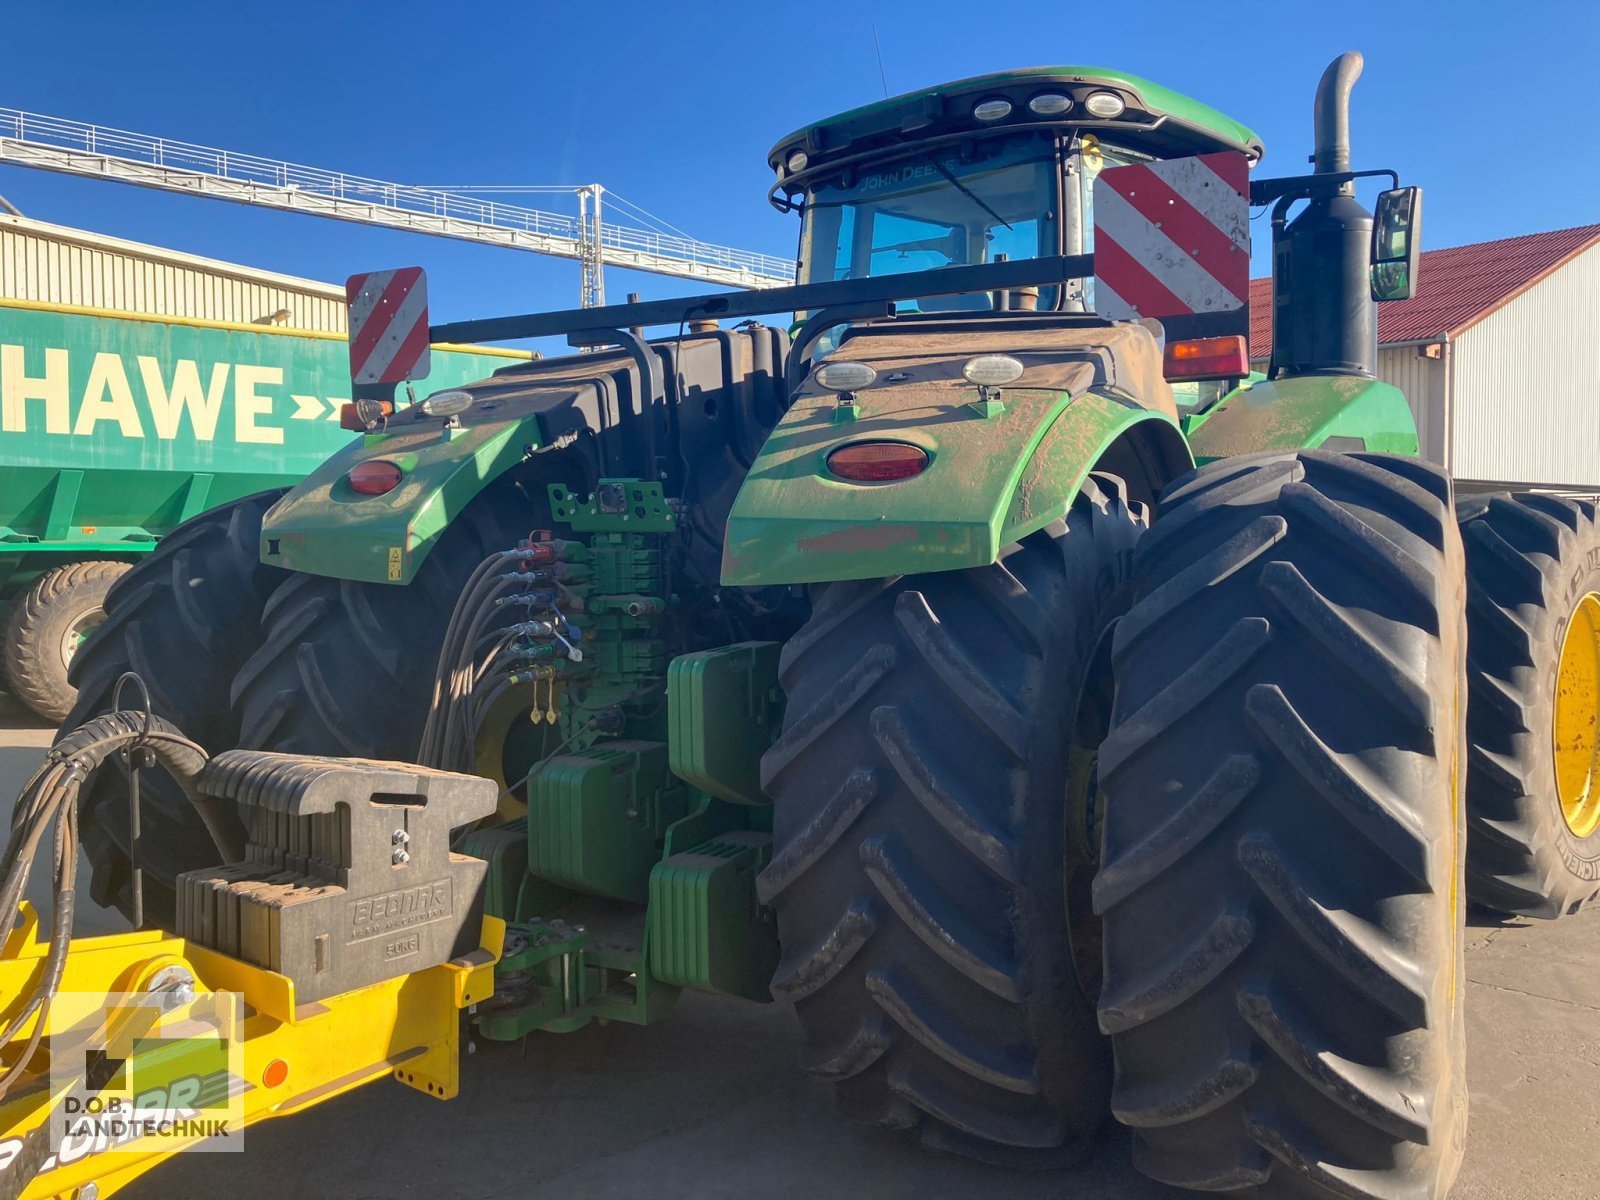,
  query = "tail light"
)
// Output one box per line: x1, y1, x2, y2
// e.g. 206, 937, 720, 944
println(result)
827, 442, 930, 483
347, 460, 404, 495
1163, 335, 1250, 382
